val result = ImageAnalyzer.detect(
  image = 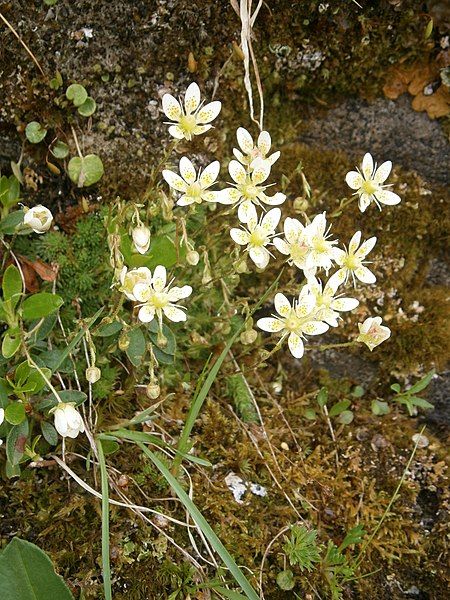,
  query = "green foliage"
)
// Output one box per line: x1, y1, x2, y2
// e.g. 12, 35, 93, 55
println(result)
68, 154, 104, 187
226, 373, 258, 423
390, 370, 435, 416
0, 537, 73, 599
284, 525, 322, 572
276, 569, 295, 591
25, 121, 47, 144
0, 175, 21, 211
65, 83, 88, 107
